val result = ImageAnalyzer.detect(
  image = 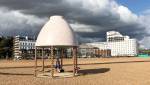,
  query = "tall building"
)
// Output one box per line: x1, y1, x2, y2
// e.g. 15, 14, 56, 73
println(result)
107, 31, 130, 42
86, 31, 138, 56
13, 35, 35, 59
